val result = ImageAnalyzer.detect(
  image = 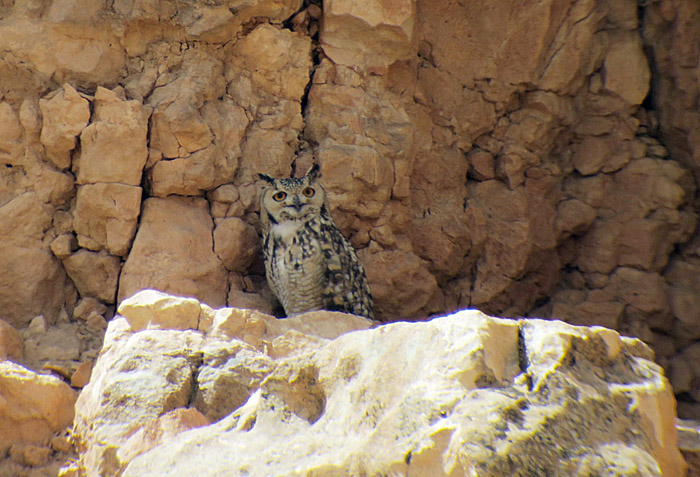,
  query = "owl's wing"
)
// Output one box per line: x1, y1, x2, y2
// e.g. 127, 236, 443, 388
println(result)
316, 214, 374, 319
